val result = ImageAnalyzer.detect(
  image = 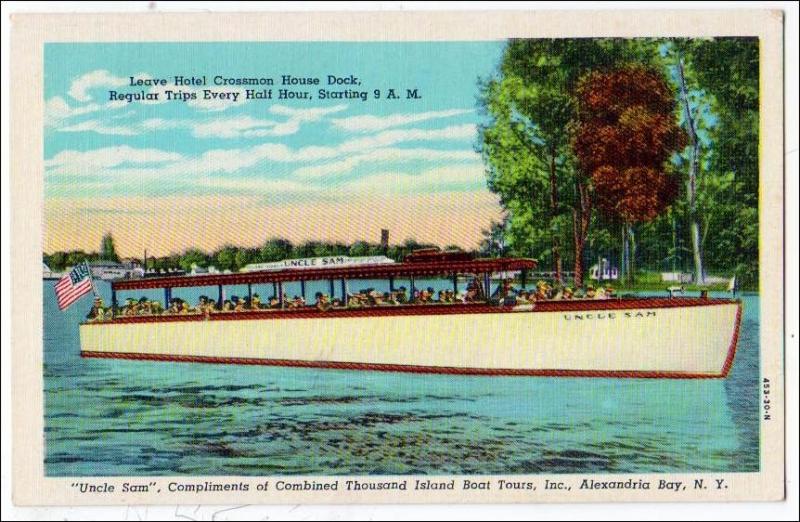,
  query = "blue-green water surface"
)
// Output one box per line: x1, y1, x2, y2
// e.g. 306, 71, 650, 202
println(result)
44, 282, 760, 476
